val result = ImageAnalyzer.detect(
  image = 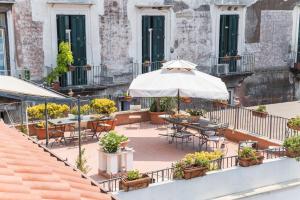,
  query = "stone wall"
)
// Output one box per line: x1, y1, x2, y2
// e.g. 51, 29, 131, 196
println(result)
13, 0, 43, 81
